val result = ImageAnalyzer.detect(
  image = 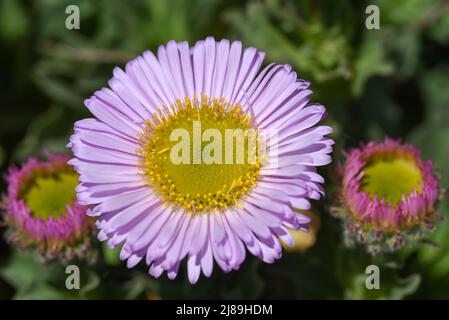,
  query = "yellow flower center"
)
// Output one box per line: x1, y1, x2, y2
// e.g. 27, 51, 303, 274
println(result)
361, 153, 423, 206
138, 97, 262, 213
22, 171, 79, 220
